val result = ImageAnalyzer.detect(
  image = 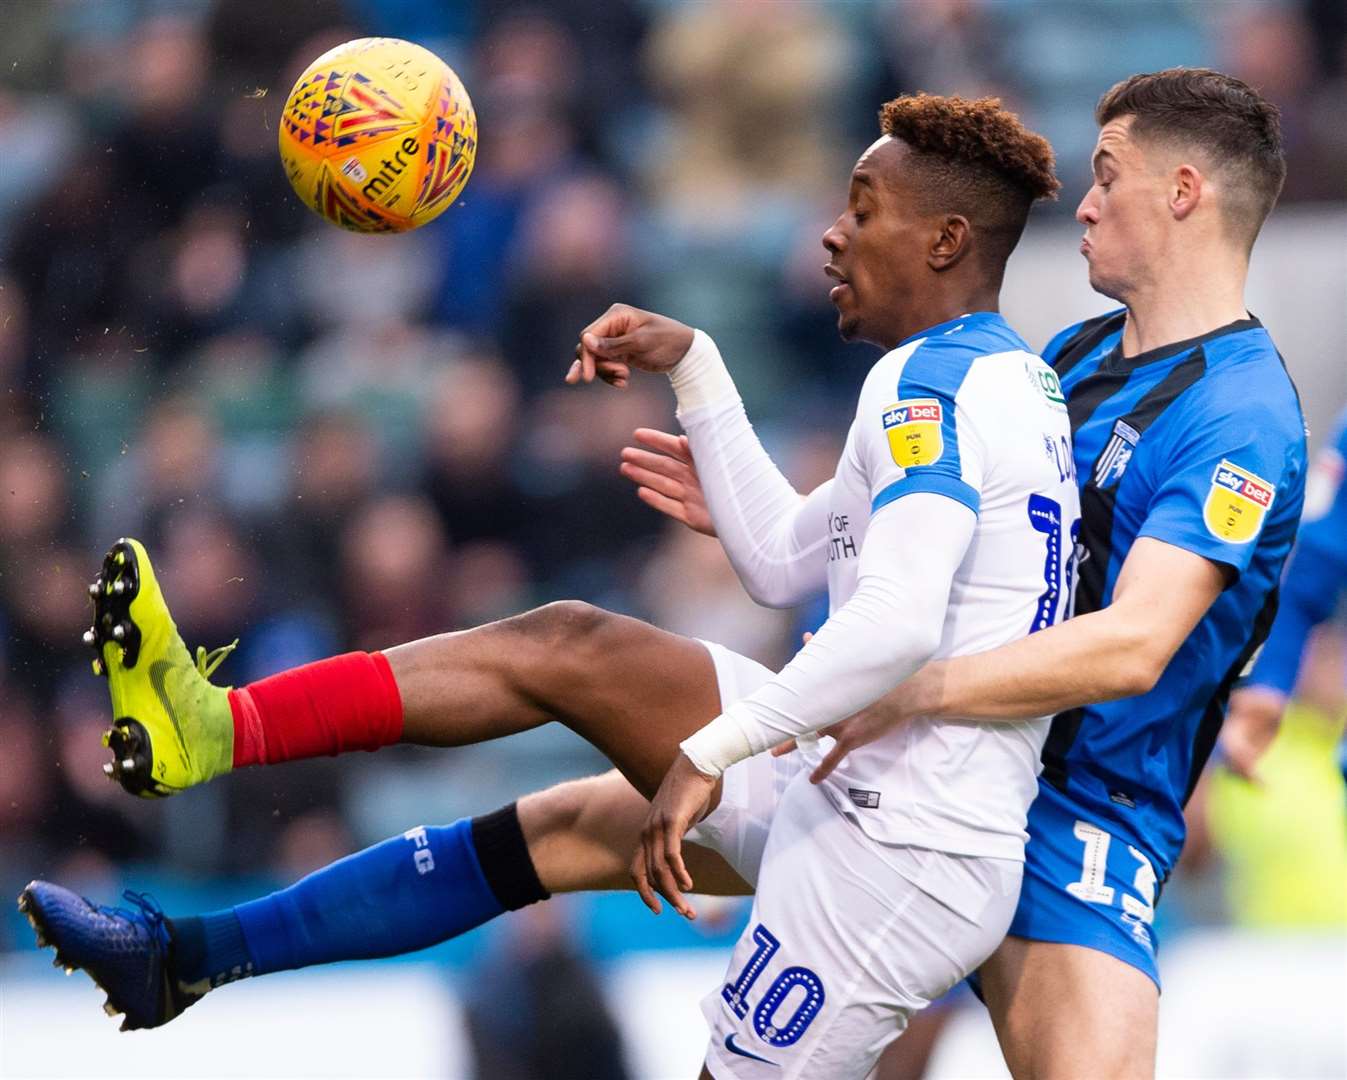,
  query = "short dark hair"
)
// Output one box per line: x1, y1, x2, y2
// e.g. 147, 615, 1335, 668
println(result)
1096, 68, 1285, 249
879, 94, 1060, 273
